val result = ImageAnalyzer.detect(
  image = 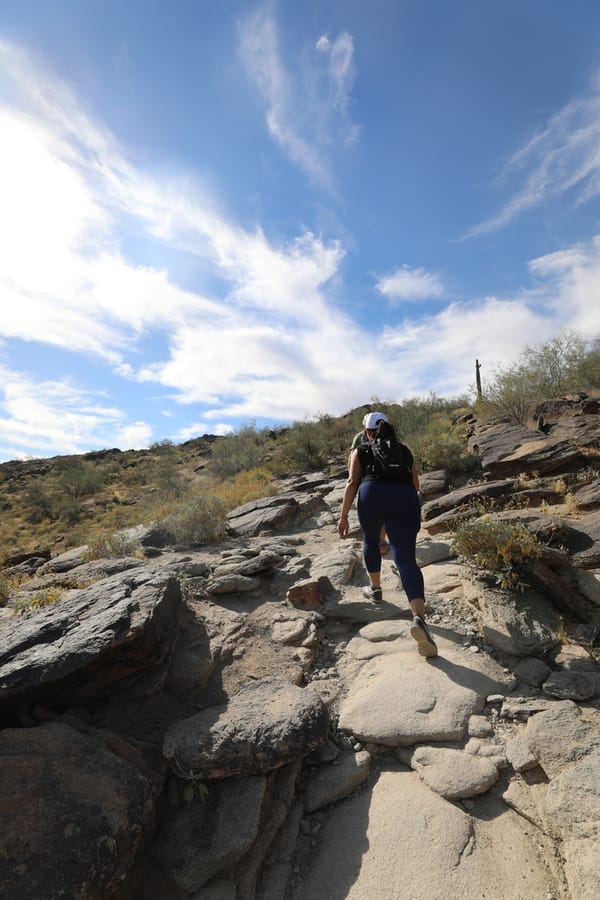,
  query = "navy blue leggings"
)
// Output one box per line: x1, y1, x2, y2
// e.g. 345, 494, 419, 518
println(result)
357, 479, 424, 601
